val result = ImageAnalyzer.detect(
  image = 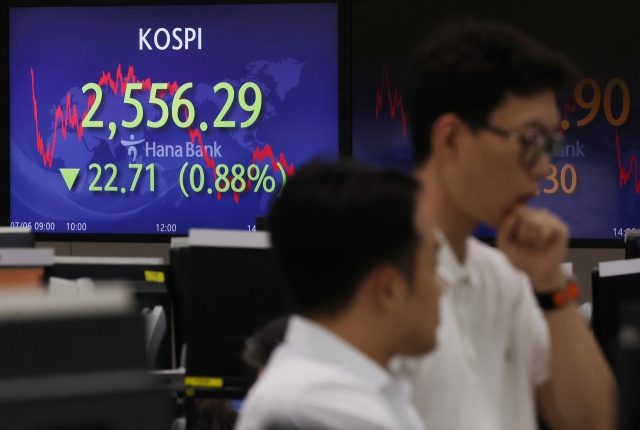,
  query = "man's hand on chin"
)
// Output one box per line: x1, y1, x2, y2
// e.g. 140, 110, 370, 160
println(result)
496, 206, 569, 293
